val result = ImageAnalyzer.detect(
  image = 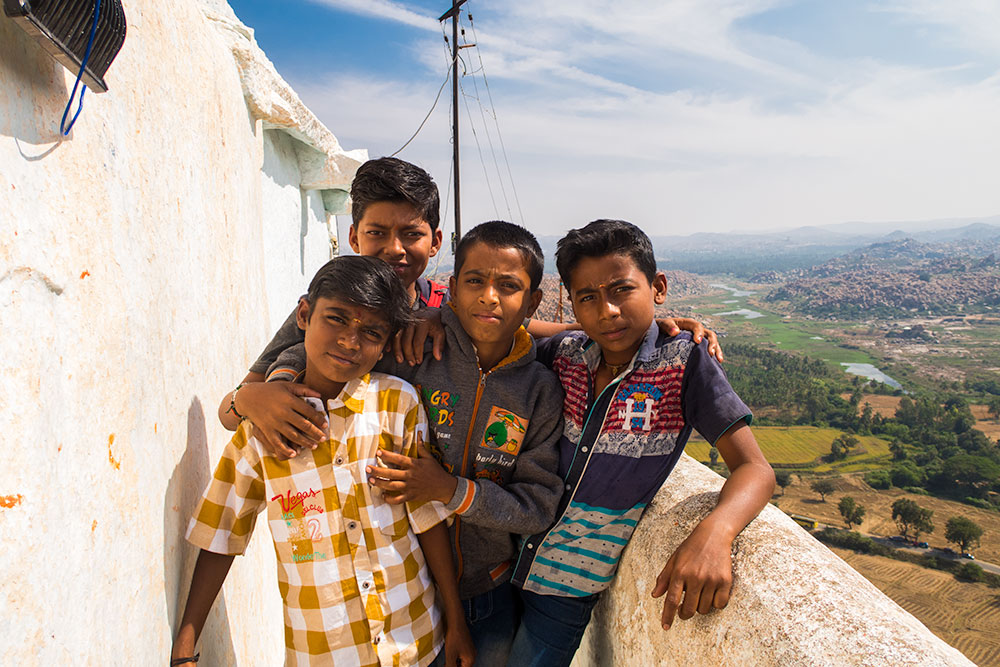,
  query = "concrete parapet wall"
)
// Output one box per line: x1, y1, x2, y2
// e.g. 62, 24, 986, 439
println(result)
572, 454, 972, 666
